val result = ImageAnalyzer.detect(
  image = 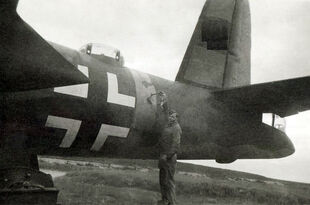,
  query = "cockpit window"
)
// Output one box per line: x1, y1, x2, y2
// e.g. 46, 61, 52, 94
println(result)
80, 43, 119, 59
79, 45, 87, 53
79, 43, 124, 66
86, 44, 92, 55
92, 44, 118, 58
262, 113, 286, 132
